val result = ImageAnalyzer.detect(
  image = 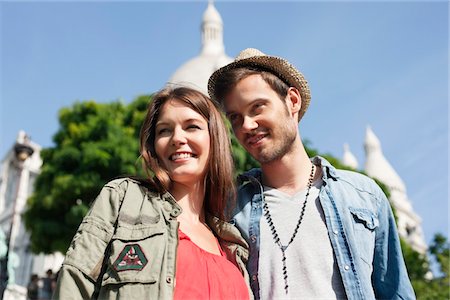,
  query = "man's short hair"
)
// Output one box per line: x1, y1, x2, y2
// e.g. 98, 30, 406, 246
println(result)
213, 67, 303, 121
